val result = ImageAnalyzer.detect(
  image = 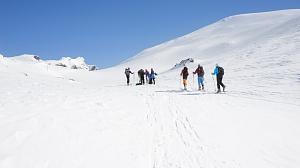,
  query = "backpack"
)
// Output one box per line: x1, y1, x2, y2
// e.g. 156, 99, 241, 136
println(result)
125, 69, 131, 76
199, 66, 204, 76
218, 66, 224, 75
181, 67, 189, 79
